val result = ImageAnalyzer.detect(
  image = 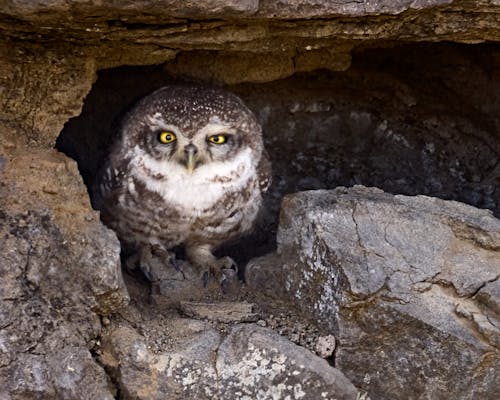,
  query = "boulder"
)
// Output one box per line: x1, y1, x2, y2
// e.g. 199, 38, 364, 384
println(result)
100, 318, 363, 400
1, 0, 499, 398
2, 1, 500, 147
247, 186, 500, 399
0, 145, 128, 399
